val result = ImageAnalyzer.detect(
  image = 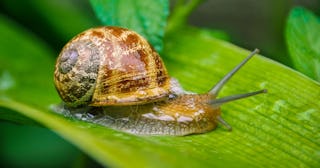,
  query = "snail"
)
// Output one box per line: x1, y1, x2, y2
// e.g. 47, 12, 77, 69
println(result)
52, 26, 267, 136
